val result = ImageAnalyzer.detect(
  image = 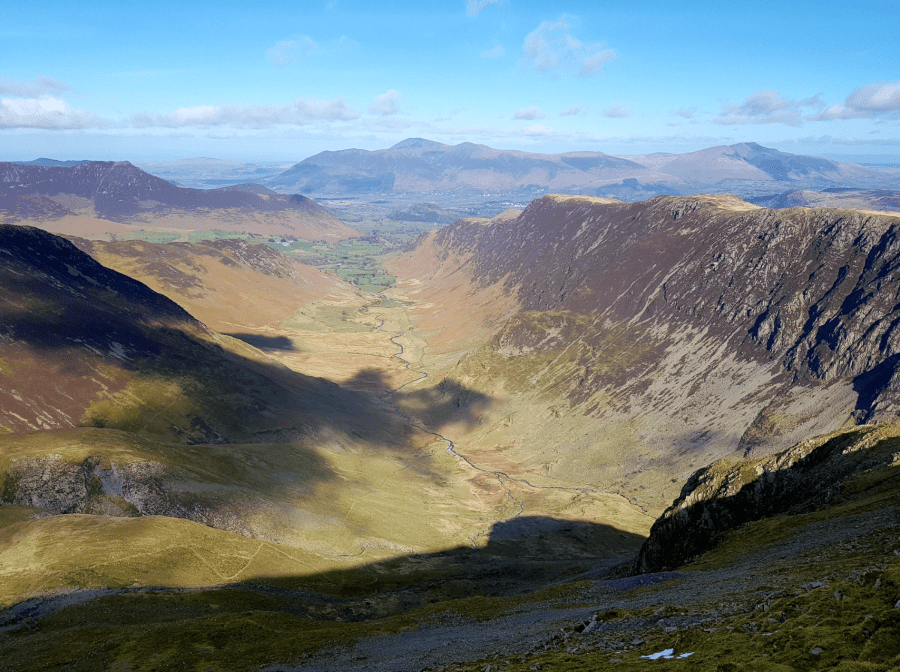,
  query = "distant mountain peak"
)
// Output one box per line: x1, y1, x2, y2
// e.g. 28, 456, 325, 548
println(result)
390, 138, 447, 151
